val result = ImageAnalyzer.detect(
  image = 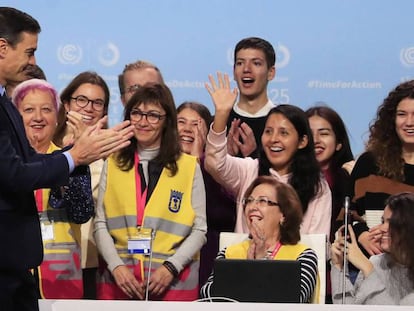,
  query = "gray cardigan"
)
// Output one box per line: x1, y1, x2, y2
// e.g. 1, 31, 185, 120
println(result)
331, 253, 414, 305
